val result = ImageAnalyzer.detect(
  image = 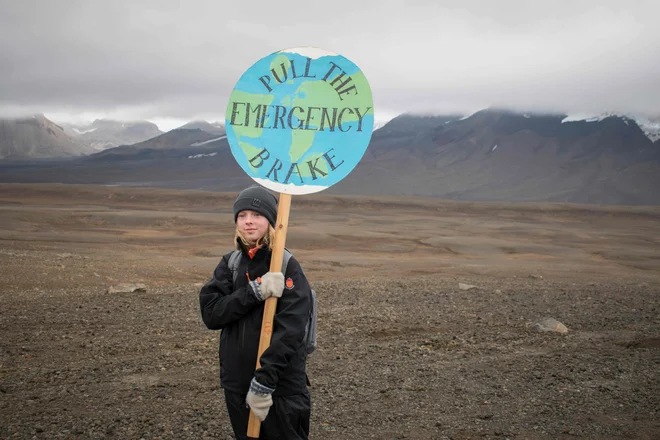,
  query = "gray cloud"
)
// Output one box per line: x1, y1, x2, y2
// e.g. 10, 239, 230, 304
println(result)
1, 0, 659, 126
